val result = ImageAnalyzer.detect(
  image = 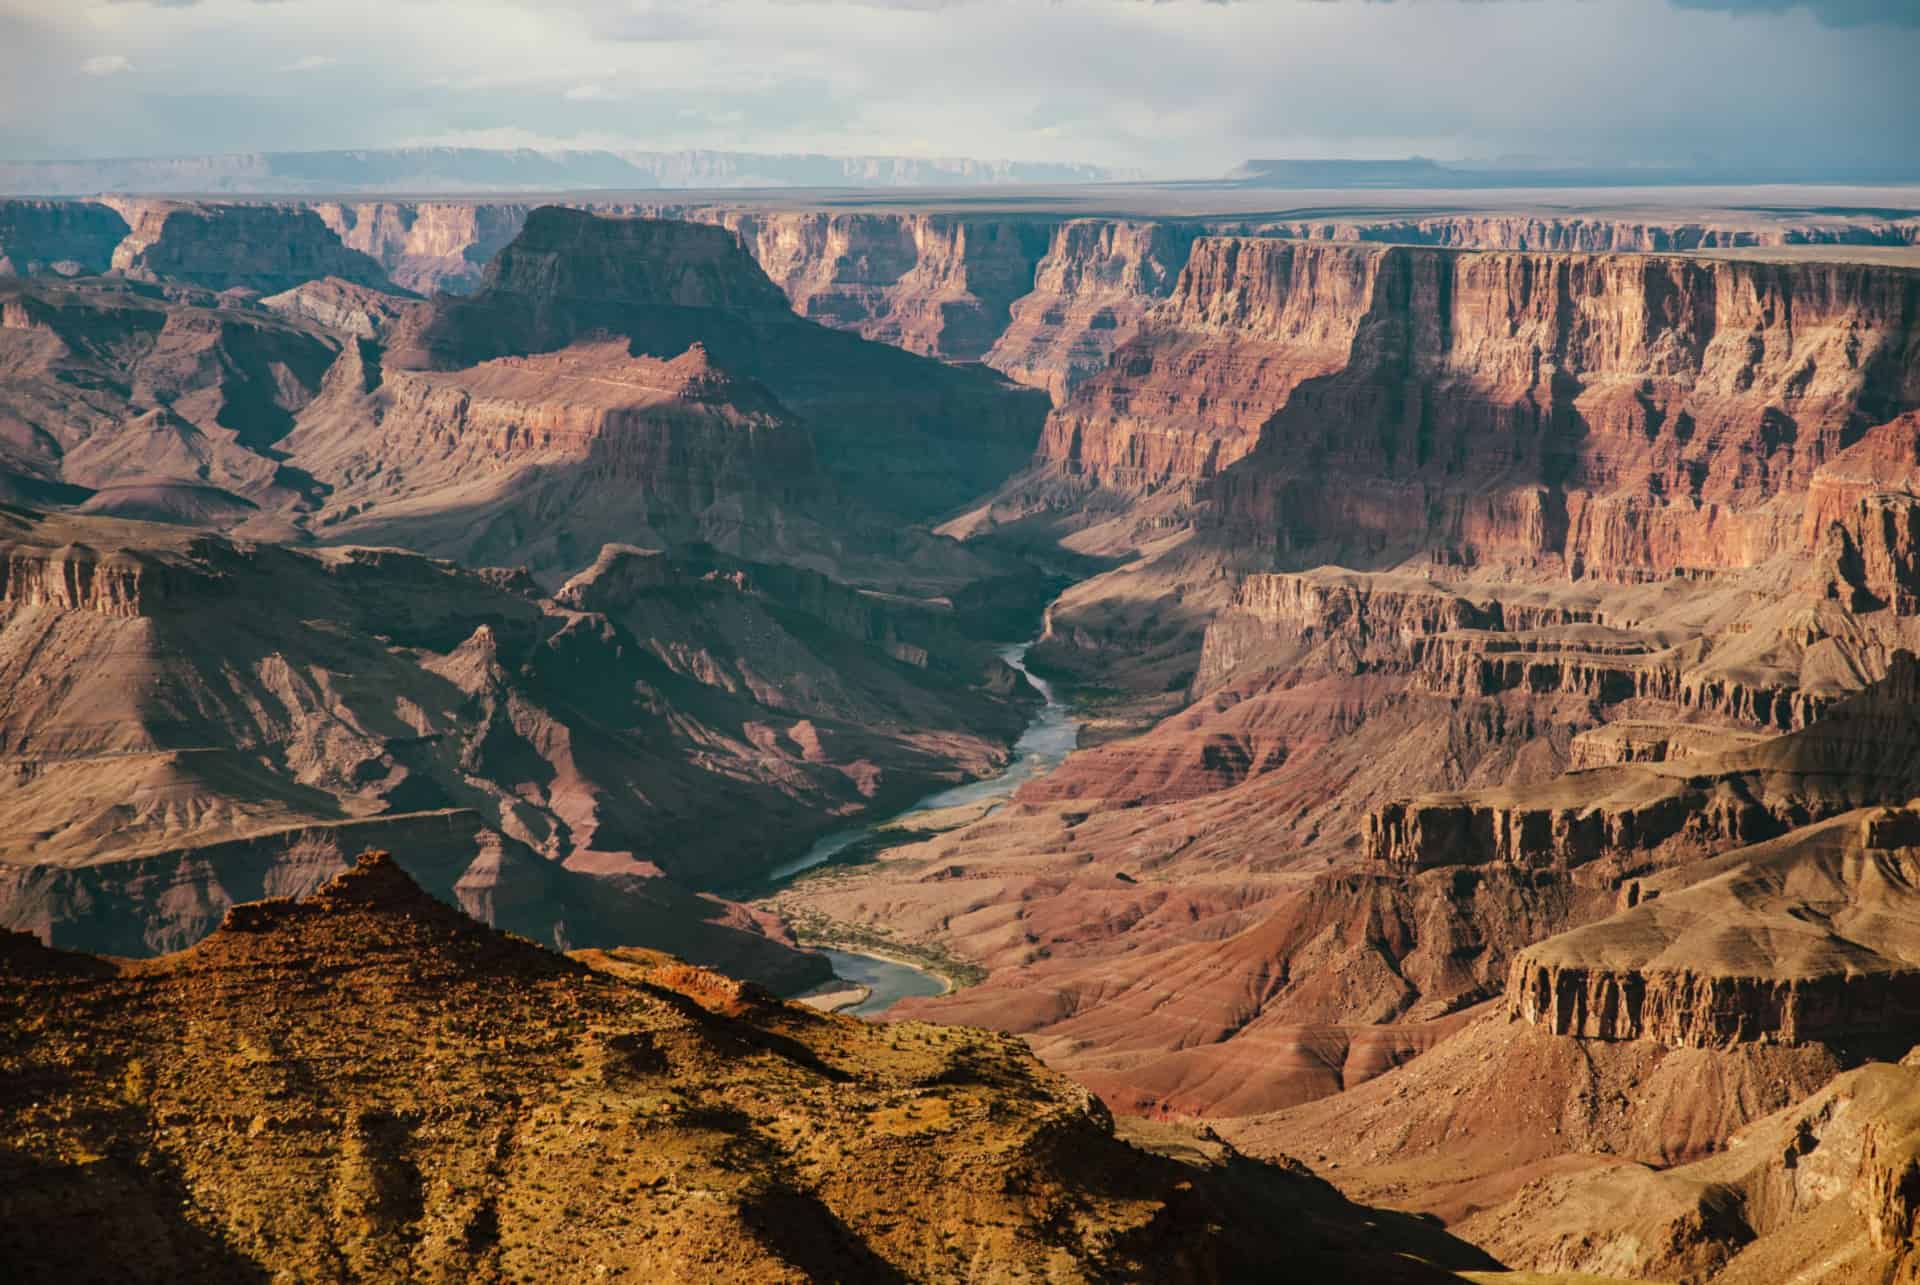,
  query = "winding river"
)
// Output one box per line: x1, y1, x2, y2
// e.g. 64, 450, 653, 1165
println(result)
768, 639, 1082, 1016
